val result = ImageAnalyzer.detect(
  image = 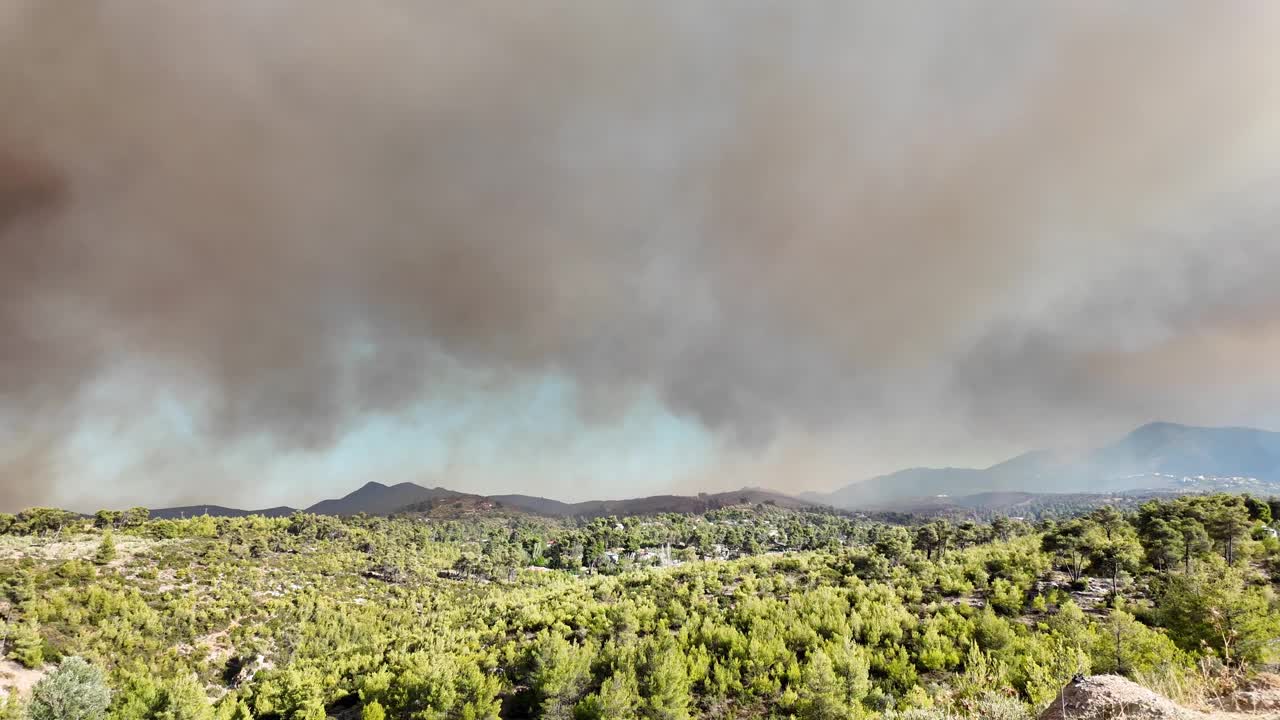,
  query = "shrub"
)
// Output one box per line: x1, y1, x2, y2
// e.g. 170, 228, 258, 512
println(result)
28, 656, 111, 720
